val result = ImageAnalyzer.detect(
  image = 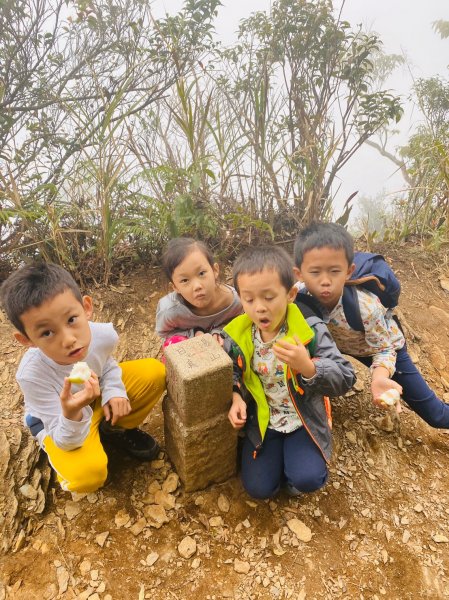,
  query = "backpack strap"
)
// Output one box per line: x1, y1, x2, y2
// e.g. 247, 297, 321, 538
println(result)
293, 293, 323, 357
345, 274, 386, 291
342, 285, 365, 332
